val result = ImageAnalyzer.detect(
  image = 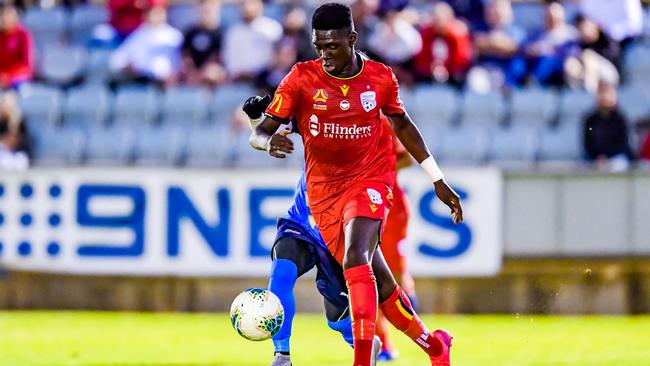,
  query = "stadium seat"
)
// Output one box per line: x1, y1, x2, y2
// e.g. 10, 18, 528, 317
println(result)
510, 88, 559, 128
436, 126, 490, 165
68, 4, 109, 45
168, 4, 199, 32
18, 83, 64, 130
85, 49, 113, 84
538, 124, 583, 164
460, 91, 506, 128
409, 85, 458, 128
22, 6, 67, 47
558, 89, 594, 126
220, 2, 242, 29
617, 87, 650, 125
184, 125, 227, 167
622, 44, 650, 86
488, 126, 539, 166
38, 45, 88, 86
85, 125, 136, 165
113, 86, 160, 126
210, 83, 255, 124
63, 84, 111, 129
161, 86, 211, 126
133, 125, 187, 166
263, 2, 286, 22
32, 126, 86, 166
